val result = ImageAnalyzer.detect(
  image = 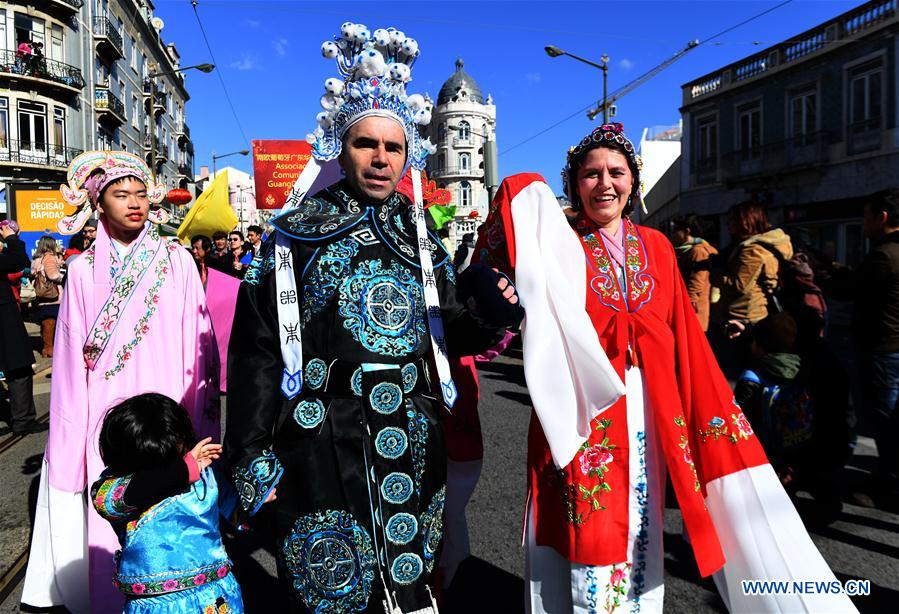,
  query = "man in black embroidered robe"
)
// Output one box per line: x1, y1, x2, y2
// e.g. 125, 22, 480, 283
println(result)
226, 116, 519, 613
